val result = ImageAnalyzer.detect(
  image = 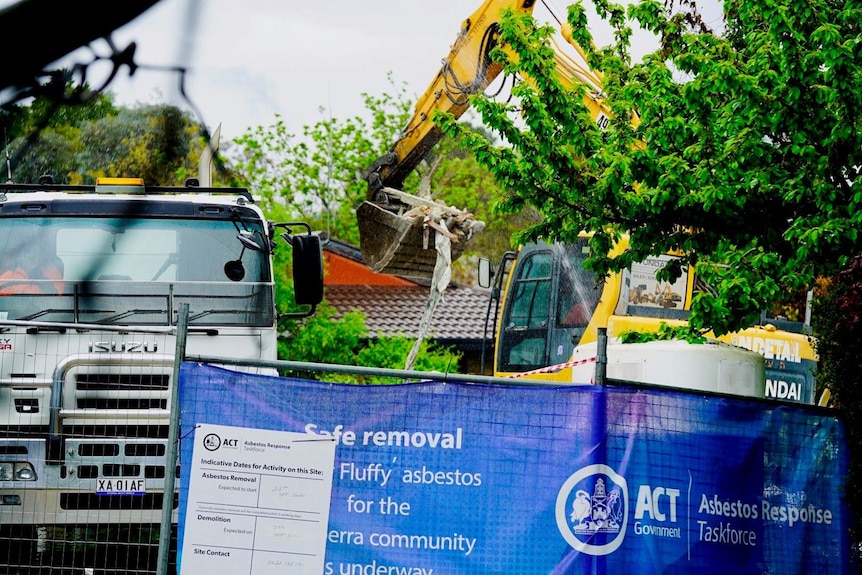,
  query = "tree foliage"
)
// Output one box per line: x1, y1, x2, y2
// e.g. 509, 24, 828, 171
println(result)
811, 260, 862, 550
75, 104, 202, 184
619, 321, 707, 344
4, 89, 205, 186
278, 303, 460, 384
436, 0, 862, 336
229, 75, 414, 247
